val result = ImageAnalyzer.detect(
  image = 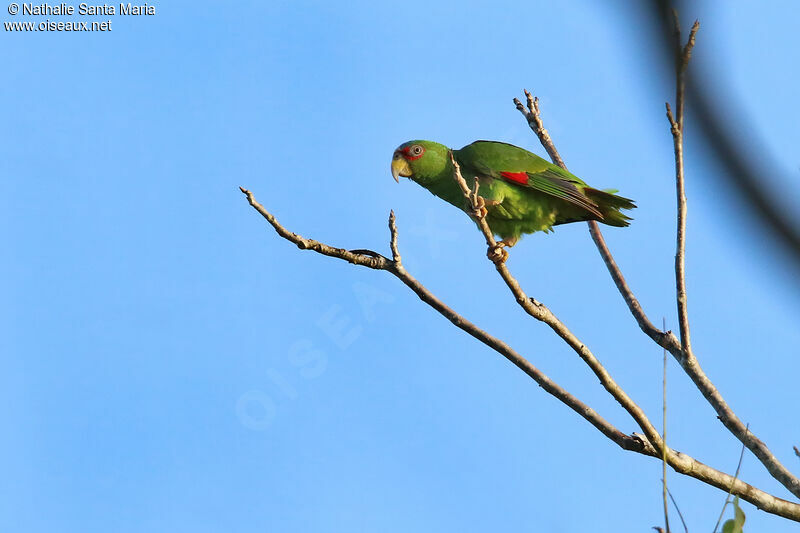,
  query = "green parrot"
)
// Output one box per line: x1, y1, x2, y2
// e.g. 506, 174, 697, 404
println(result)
391, 140, 635, 260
